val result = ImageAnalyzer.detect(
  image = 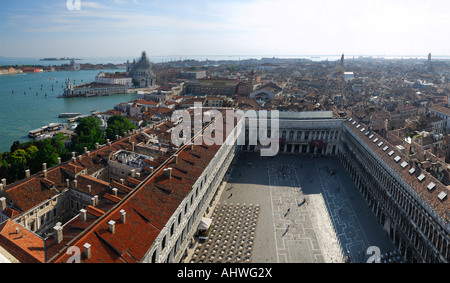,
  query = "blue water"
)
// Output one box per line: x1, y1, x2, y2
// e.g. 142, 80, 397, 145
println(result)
0, 69, 137, 153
